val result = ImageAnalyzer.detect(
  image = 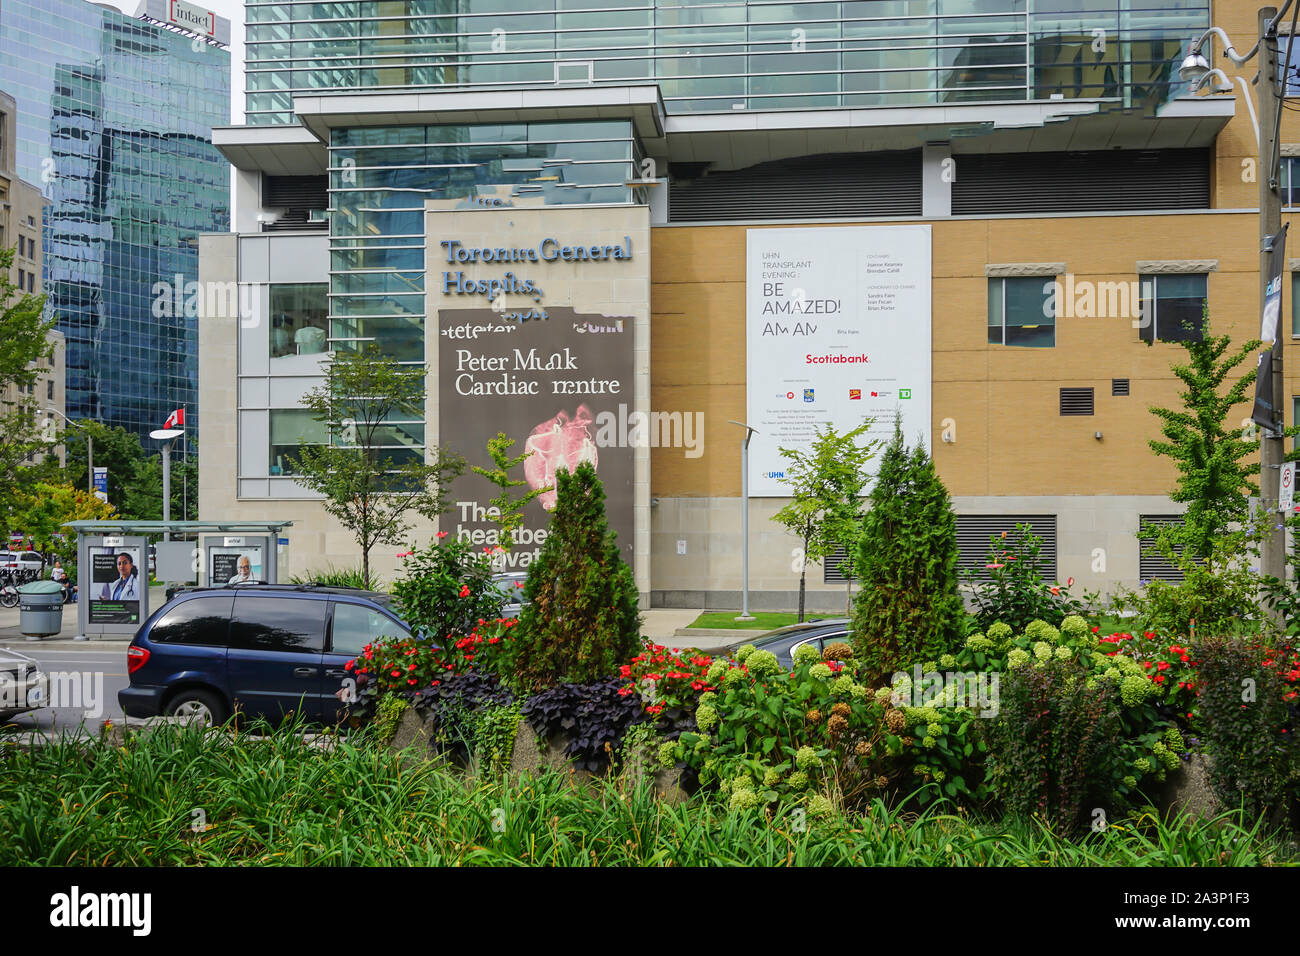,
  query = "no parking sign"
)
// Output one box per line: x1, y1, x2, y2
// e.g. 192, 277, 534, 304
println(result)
1281, 461, 1296, 513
